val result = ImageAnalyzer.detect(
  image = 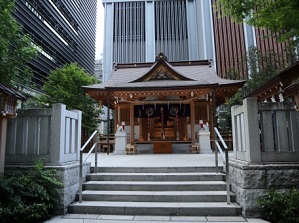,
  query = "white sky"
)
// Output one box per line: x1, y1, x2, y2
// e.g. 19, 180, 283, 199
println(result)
95, 1, 104, 60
